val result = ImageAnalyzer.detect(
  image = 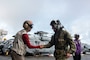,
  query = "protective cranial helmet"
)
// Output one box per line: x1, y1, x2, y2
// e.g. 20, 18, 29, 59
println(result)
50, 20, 56, 26
23, 20, 33, 29
50, 20, 63, 30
